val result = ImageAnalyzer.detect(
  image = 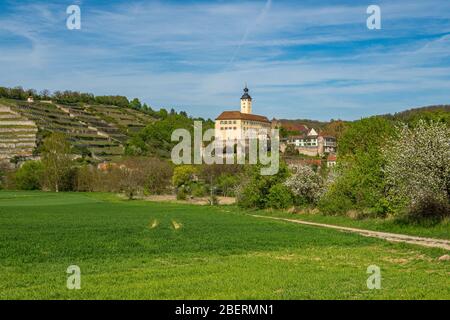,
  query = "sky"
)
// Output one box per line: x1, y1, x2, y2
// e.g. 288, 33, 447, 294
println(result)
0, 0, 449, 121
